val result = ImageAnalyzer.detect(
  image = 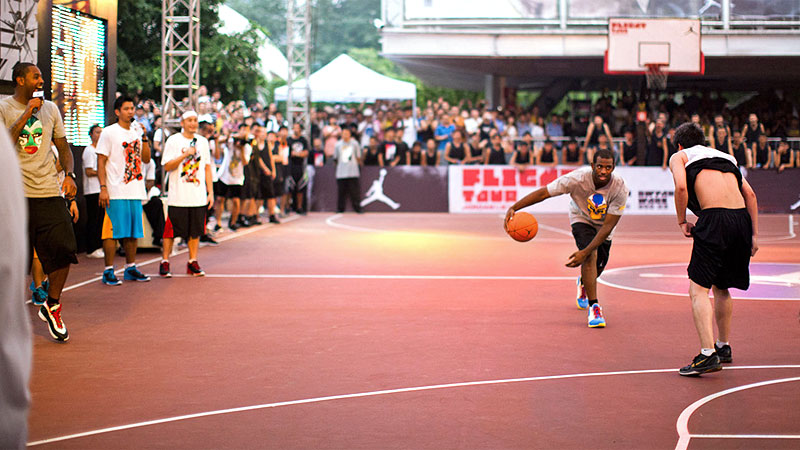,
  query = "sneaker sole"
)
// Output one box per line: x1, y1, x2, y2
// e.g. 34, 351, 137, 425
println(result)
679, 365, 722, 377
38, 309, 69, 341
124, 276, 151, 282
188, 272, 205, 277
718, 356, 733, 364
160, 273, 172, 278
102, 280, 122, 286
588, 322, 606, 328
